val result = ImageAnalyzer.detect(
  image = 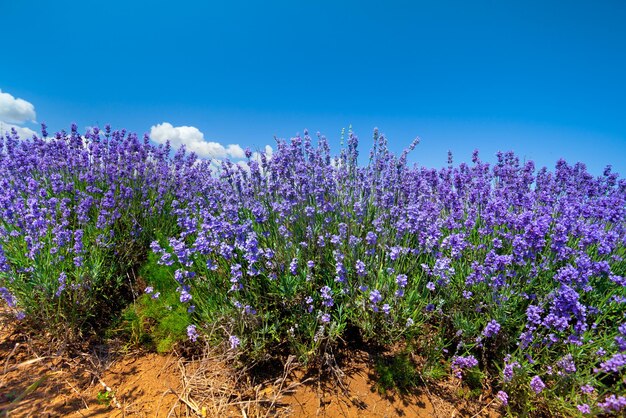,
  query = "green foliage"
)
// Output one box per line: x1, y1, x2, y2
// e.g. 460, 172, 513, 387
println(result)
420, 362, 448, 382
108, 293, 189, 353
2, 225, 127, 340
96, 389, 114, 406
106, 253, 190, 353
374, 352, 419, 394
